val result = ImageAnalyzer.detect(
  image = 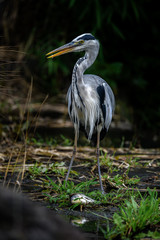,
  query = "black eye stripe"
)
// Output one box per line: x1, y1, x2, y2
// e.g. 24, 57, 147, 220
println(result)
77, 34, 95, 41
